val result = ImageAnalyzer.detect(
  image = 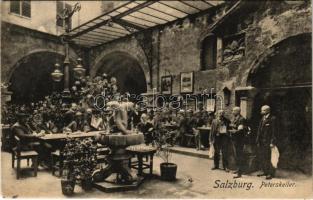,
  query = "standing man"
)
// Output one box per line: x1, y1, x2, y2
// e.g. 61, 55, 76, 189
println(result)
256, 105, 277, 180
229, 107, 247, 178
210, 110, 231, 172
